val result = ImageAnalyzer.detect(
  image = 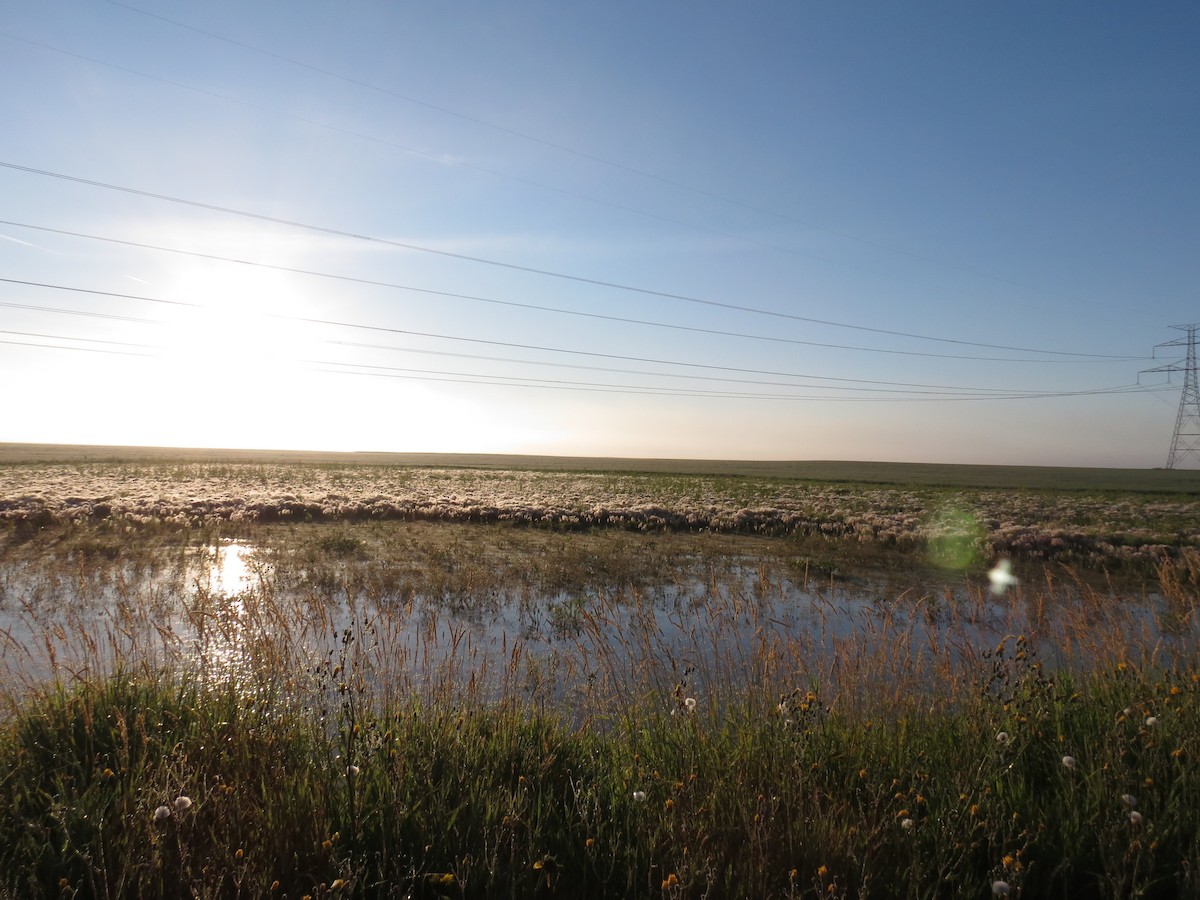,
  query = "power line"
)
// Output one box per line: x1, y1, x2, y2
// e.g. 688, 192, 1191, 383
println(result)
2, 326, 1167, 403
1142, 324, 1200, 469
0, 168, 1130, 359
0, 278, 1118, 394
312, 360, 1169, 403
96, 0, 1054, 294
0, 275, 1144, 365
0, 328, 153, 348
0, 300, 159, 323
0, 336, 153, 357
0, 29, 938, 284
